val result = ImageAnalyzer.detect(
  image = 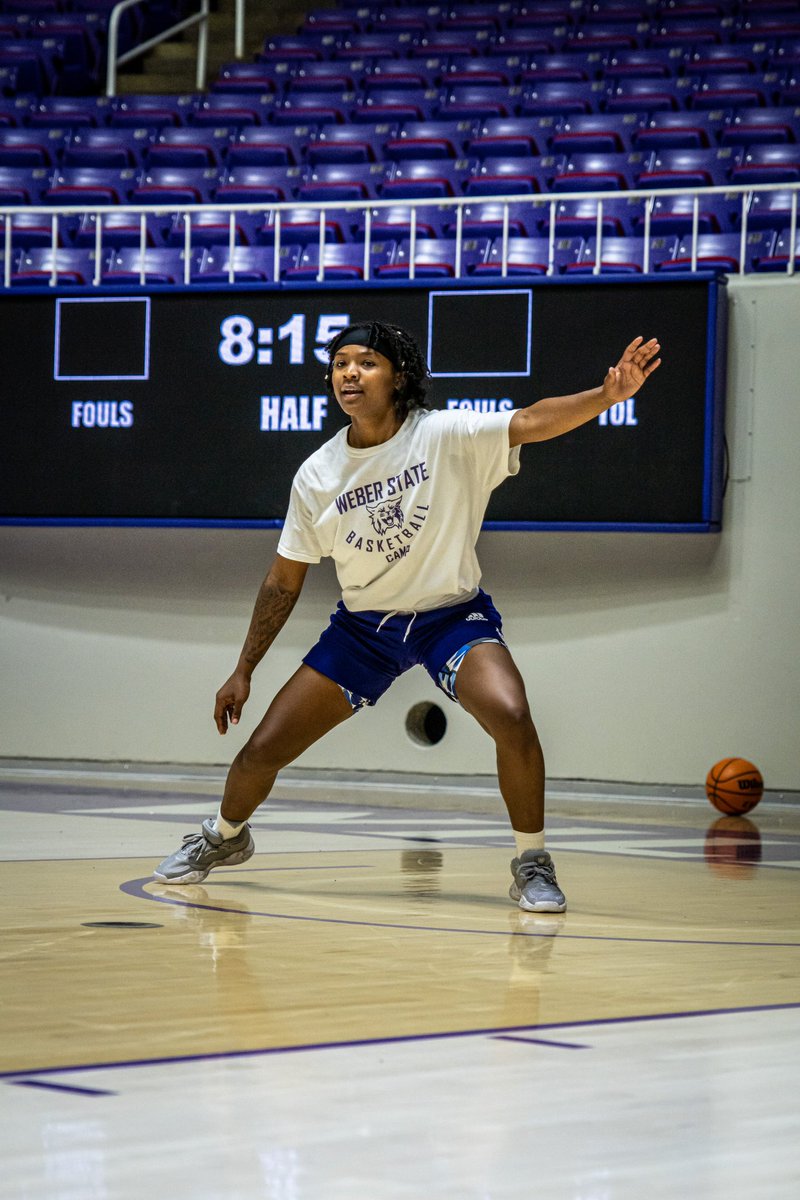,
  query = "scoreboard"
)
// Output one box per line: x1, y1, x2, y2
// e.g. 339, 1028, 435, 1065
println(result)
0, 277, 726, 531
